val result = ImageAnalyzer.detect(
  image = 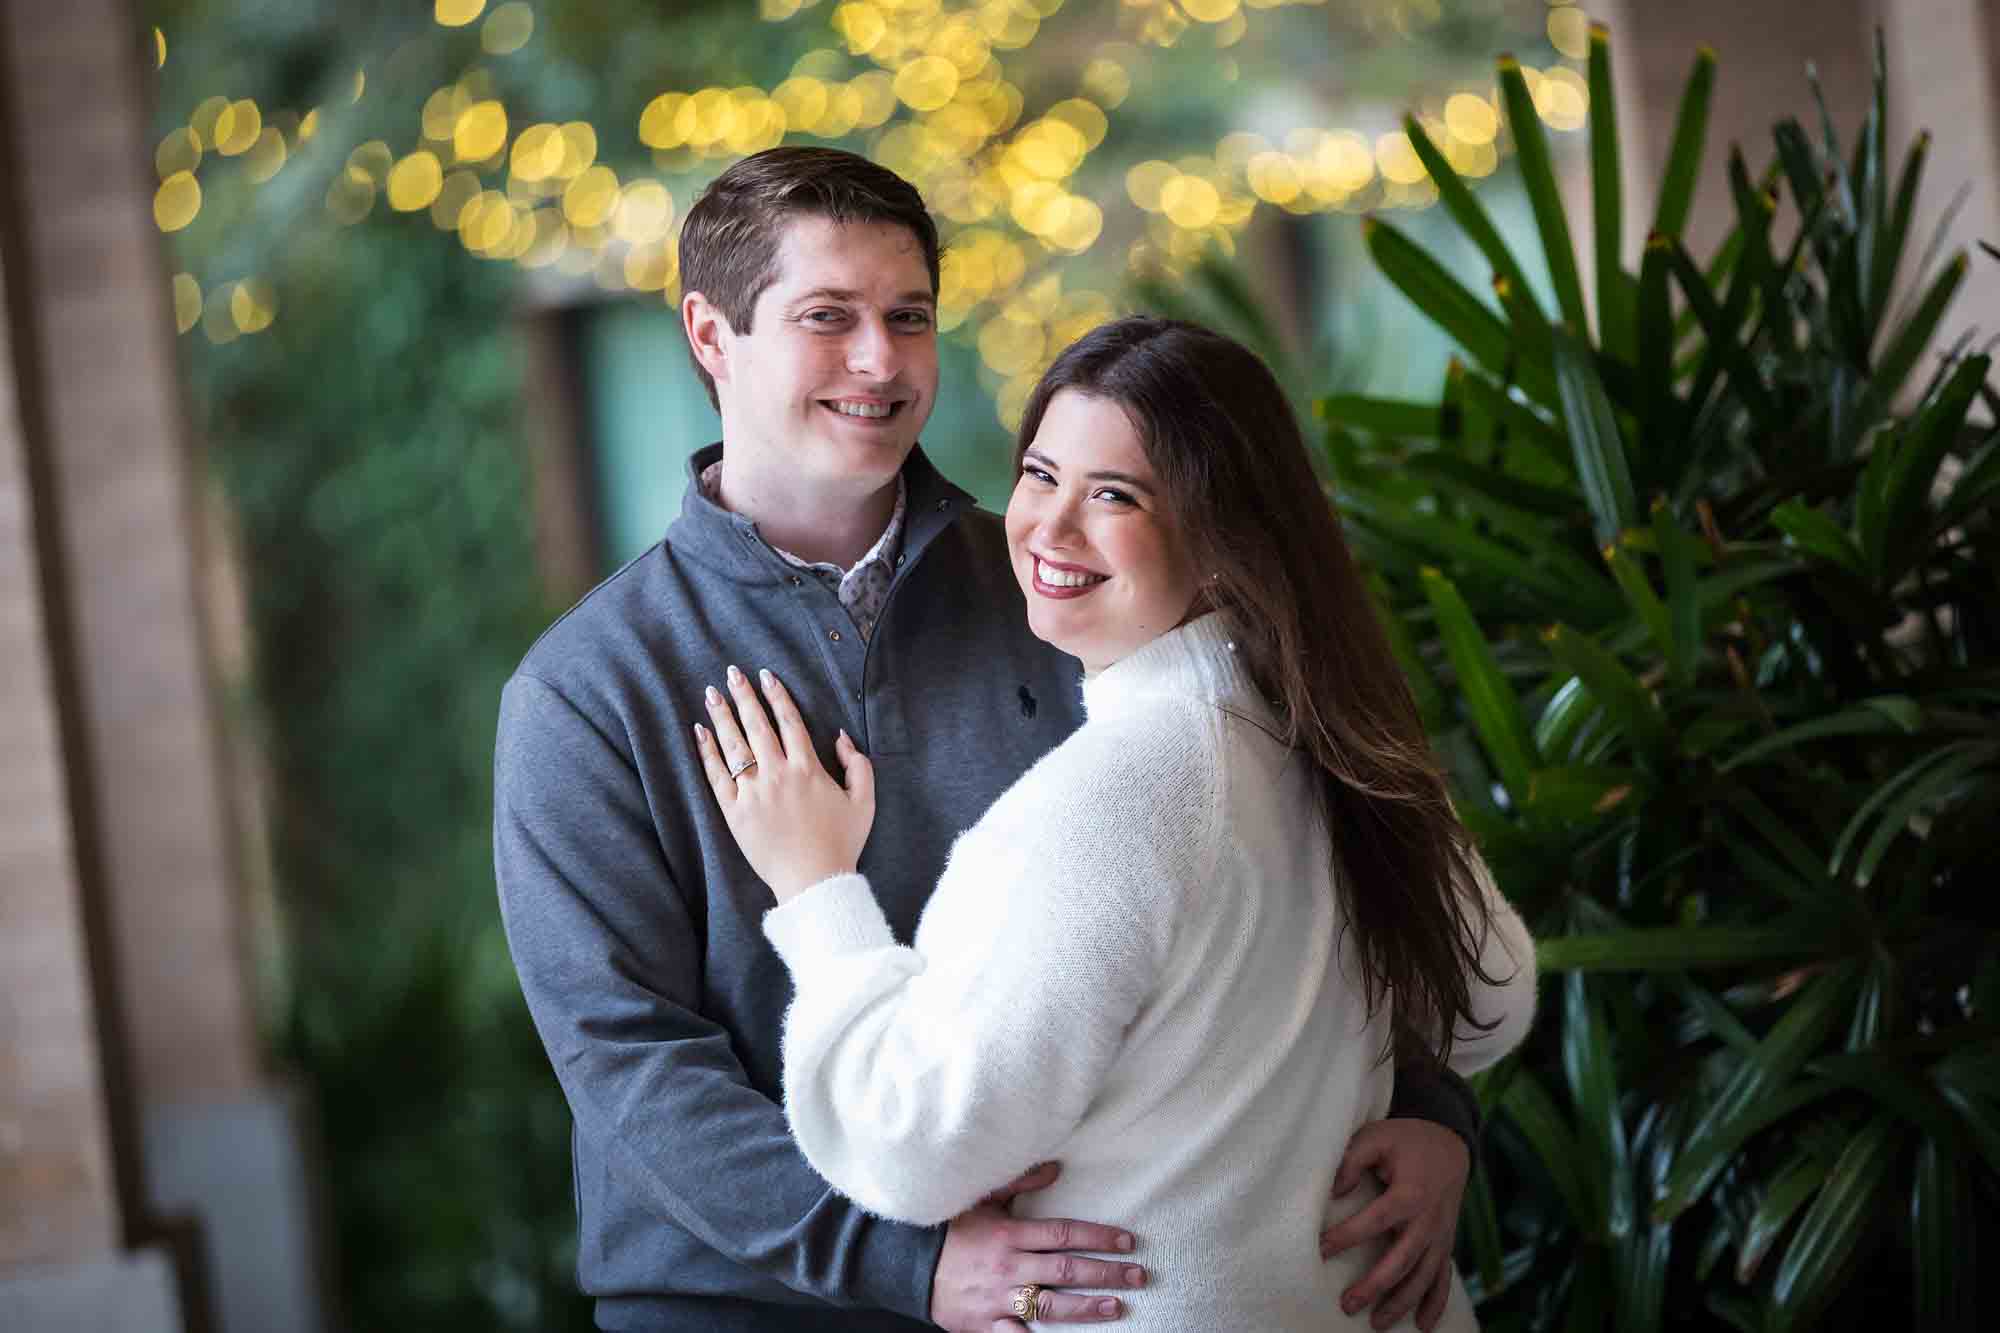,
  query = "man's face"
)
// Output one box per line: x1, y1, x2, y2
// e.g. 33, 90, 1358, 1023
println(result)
706, 214, 939, 495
